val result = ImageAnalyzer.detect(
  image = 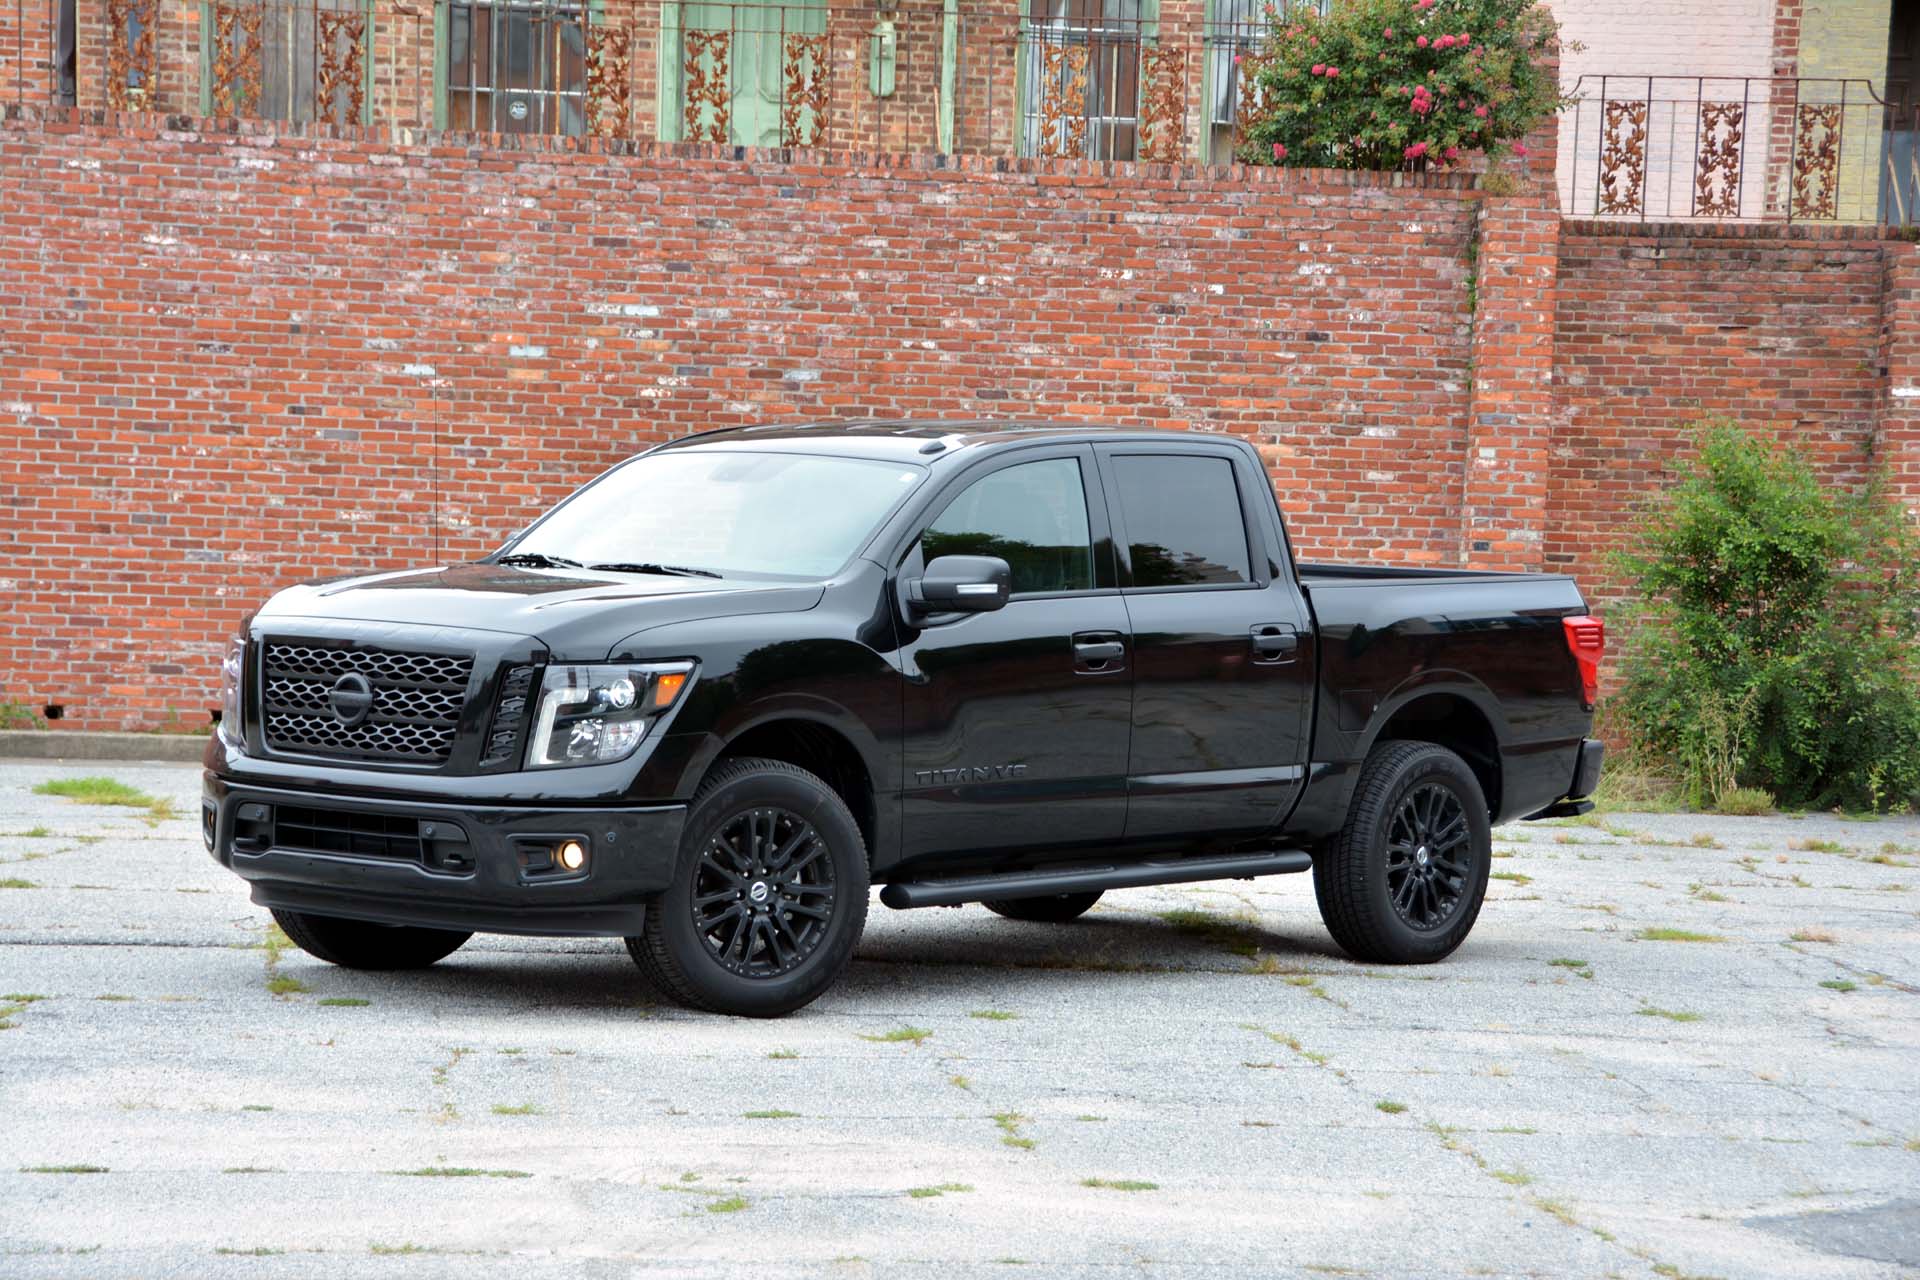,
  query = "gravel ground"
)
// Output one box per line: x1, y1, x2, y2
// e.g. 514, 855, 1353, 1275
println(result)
1, 760, 1918, 1280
